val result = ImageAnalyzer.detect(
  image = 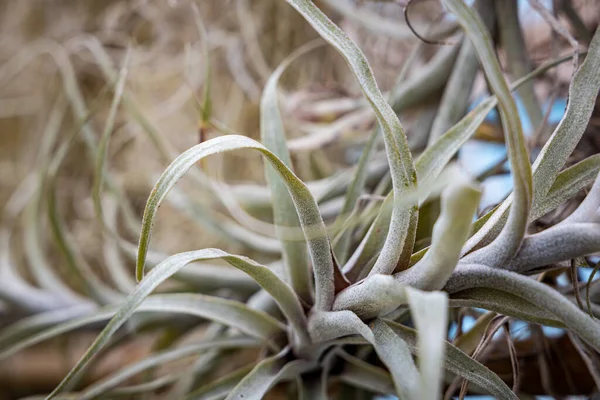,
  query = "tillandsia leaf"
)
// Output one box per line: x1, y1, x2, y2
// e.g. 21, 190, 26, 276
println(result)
334, 124, 380, 265
345, 166, 467, 281
390, 44, 460, 114
0, 304, 96, 351
46, 131, 124, 306
105, 375, 179, 397
332, 275, 406, 320
560, 168, 600, 225
507, 223, 600, 273
337, 350, 395, 395
428, 0, 495, 145
49, 248, 315, 398
444, 0, 532, 268
464, 25, 600, 254
79, 337, 260, 399
531, 154, 600, 221
167, 186, 283, 254
496, 0, 543, 130
225, 348, 316, 400
417, 52, 575, 201
261, 41, 322, 304
445, 264, 600, 351
370, 319, 420, 400
184, 364, 255, 400
449, 288, 564, 327
92, 46, 130, 234
135, 135, 334, 311
342, 194, 396, 281
385, 321, 518, 400
22, 95, 79, 298
335, 38, 423, 265
405, 288, 448, 400
285, 0, 418, 276
2, 293, 281, 362
308, 310, 374, 343
395, 178, 480, 291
